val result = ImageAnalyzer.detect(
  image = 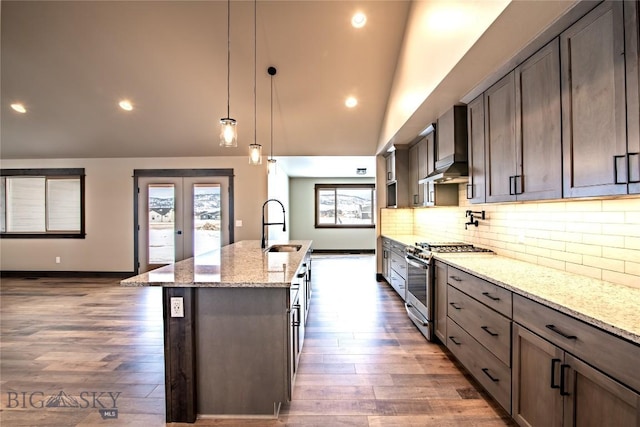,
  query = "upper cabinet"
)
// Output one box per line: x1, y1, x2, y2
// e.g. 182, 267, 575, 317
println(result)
409, 136, 429, 207
561, 1, 632, 197
485, 39, 562, 203
466, 0, 639, 202
385, 148, 409, 208
467, 95, 486, 203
